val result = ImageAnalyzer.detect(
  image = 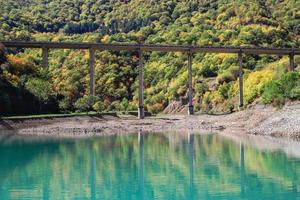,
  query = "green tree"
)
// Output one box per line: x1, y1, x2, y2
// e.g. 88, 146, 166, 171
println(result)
25, 78, 53, 112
